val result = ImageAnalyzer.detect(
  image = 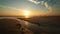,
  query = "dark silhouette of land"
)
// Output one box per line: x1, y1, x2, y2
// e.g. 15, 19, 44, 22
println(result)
18, 16, 60, 34
0, 18, 33, 34
0, 16, 60, 34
